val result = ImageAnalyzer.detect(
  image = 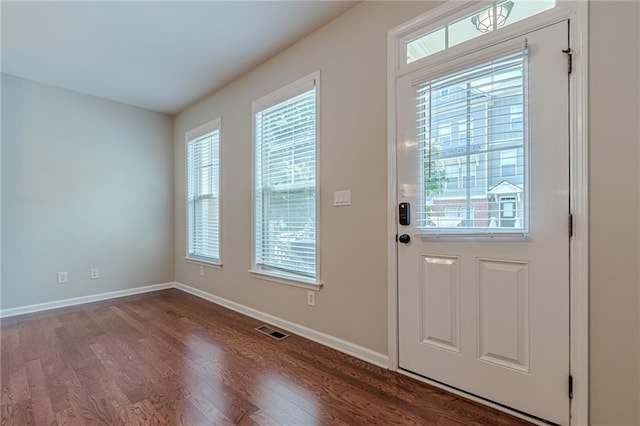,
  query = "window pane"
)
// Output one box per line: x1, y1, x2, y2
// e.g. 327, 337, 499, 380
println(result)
255, 84, 317, 279
505, 0, 555, 28
416, 51, 527, 232
407, 27, 445, 64
187, 127, 220, 261
449, 6, 493, 47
